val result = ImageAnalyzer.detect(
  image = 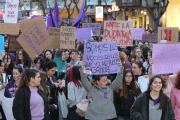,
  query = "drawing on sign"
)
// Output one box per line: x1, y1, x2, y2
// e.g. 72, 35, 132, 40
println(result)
104, 21, 133, 46
83, 41, 120, 75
